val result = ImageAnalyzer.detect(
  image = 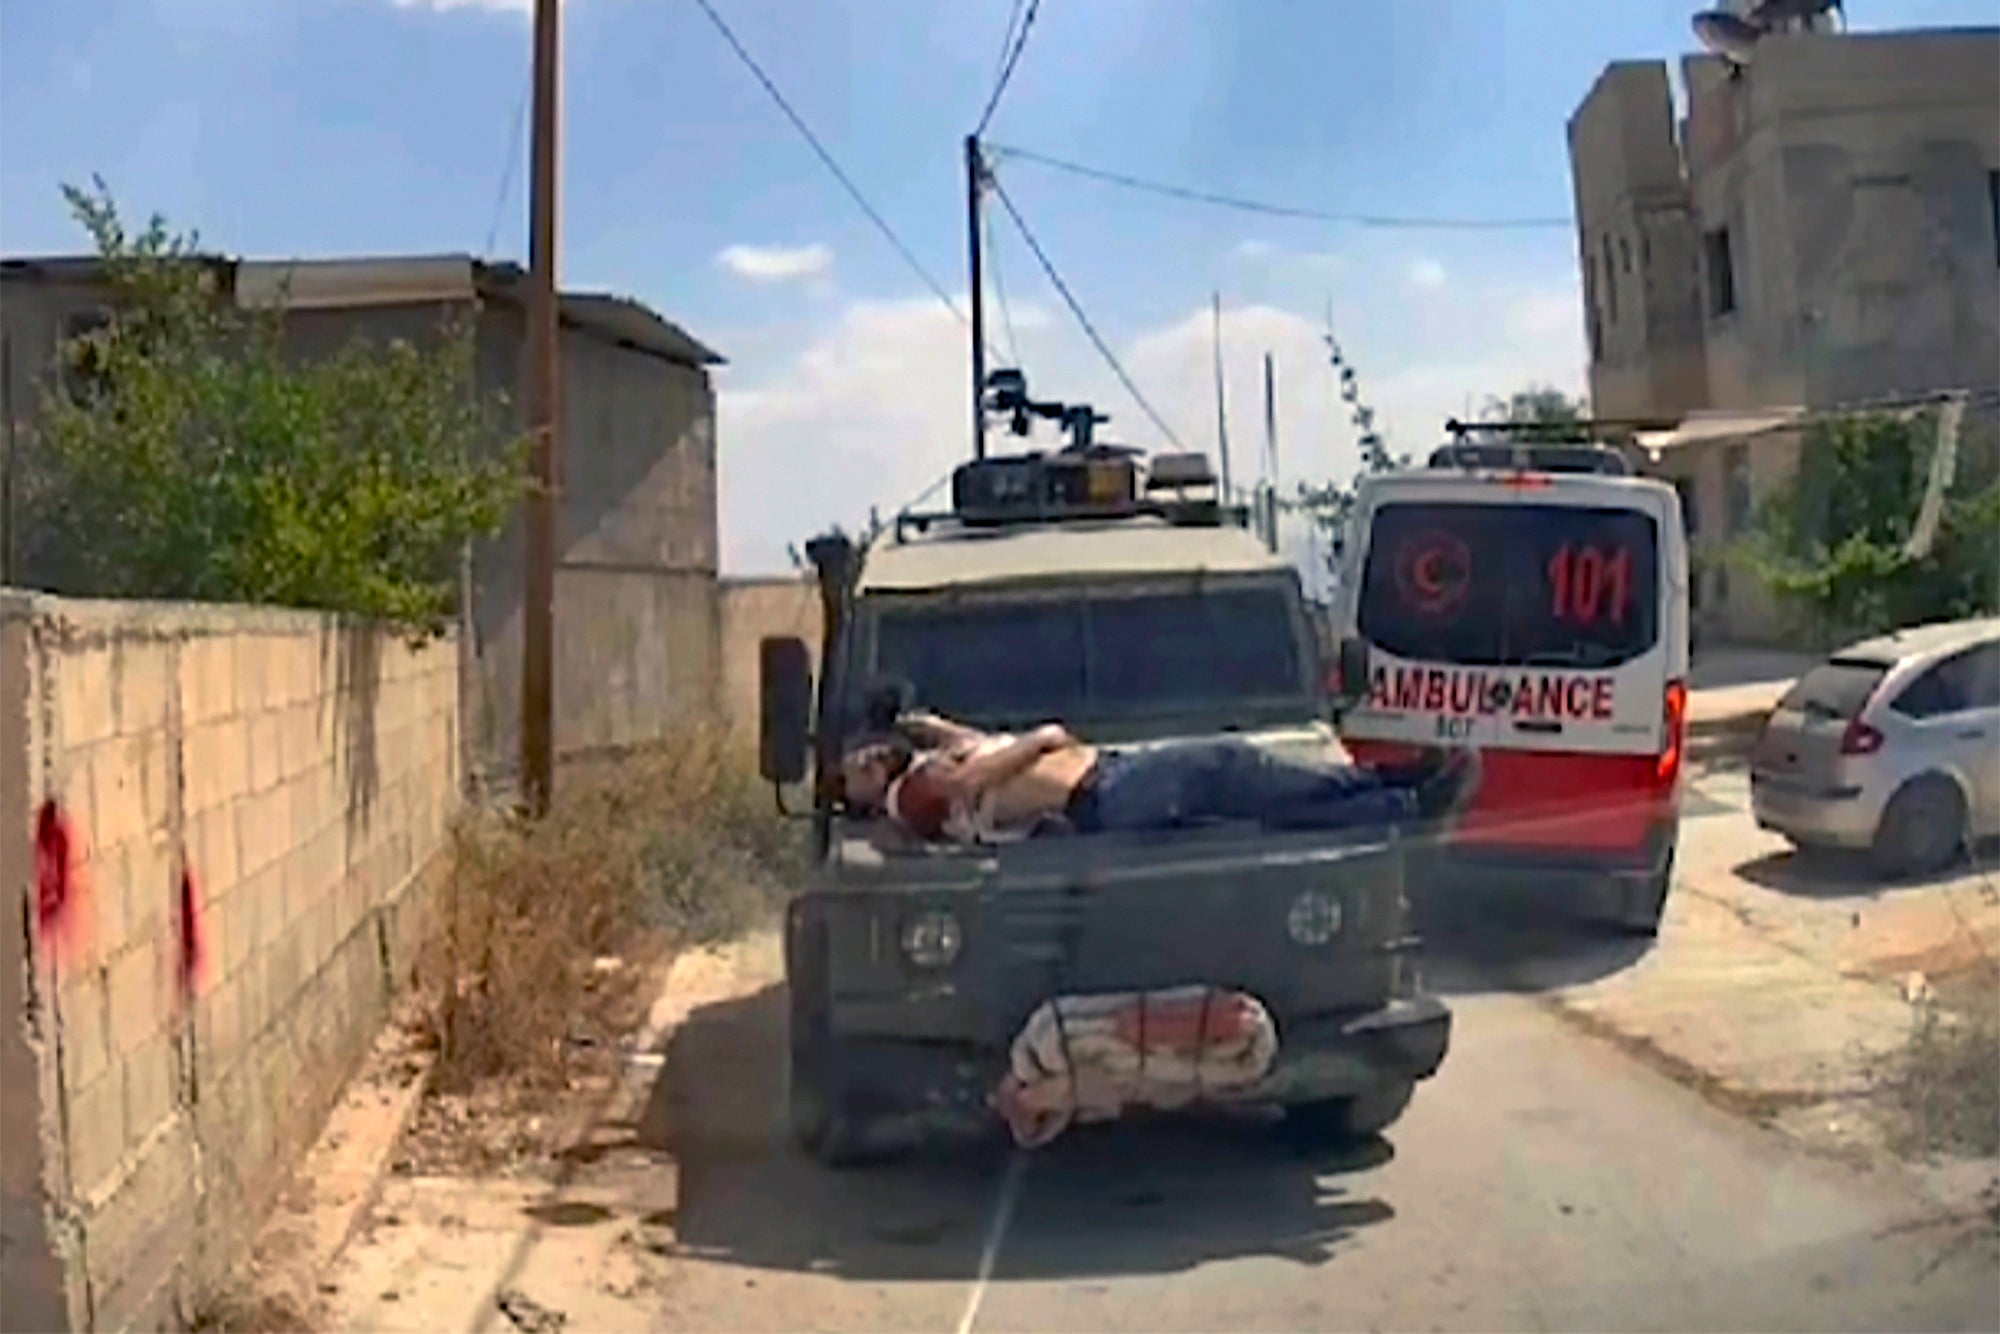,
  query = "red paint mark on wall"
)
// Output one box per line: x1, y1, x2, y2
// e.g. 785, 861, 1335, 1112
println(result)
33, 799, 89, 960
178, 866, 206, 998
